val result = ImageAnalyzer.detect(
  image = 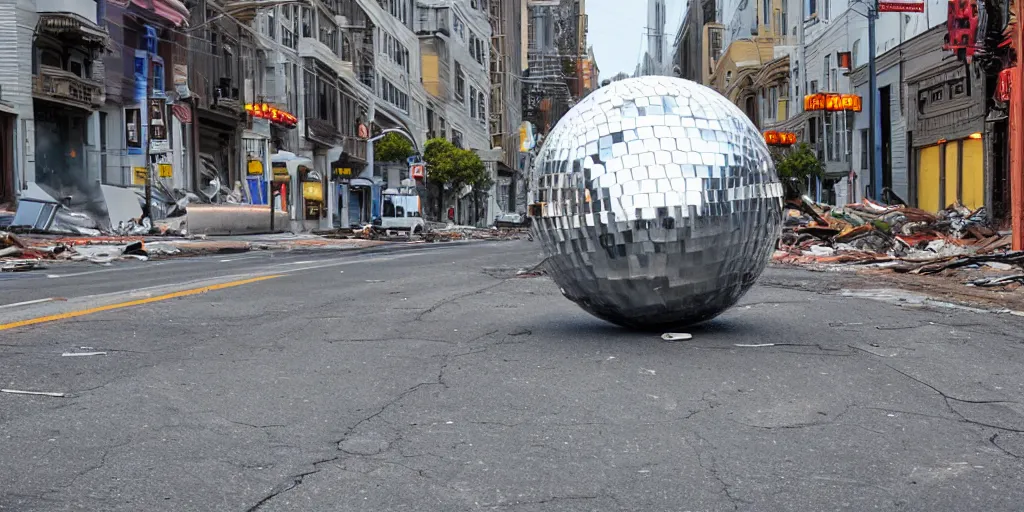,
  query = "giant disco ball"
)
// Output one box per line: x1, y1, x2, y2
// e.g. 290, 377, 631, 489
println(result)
530, 76, 783, 329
